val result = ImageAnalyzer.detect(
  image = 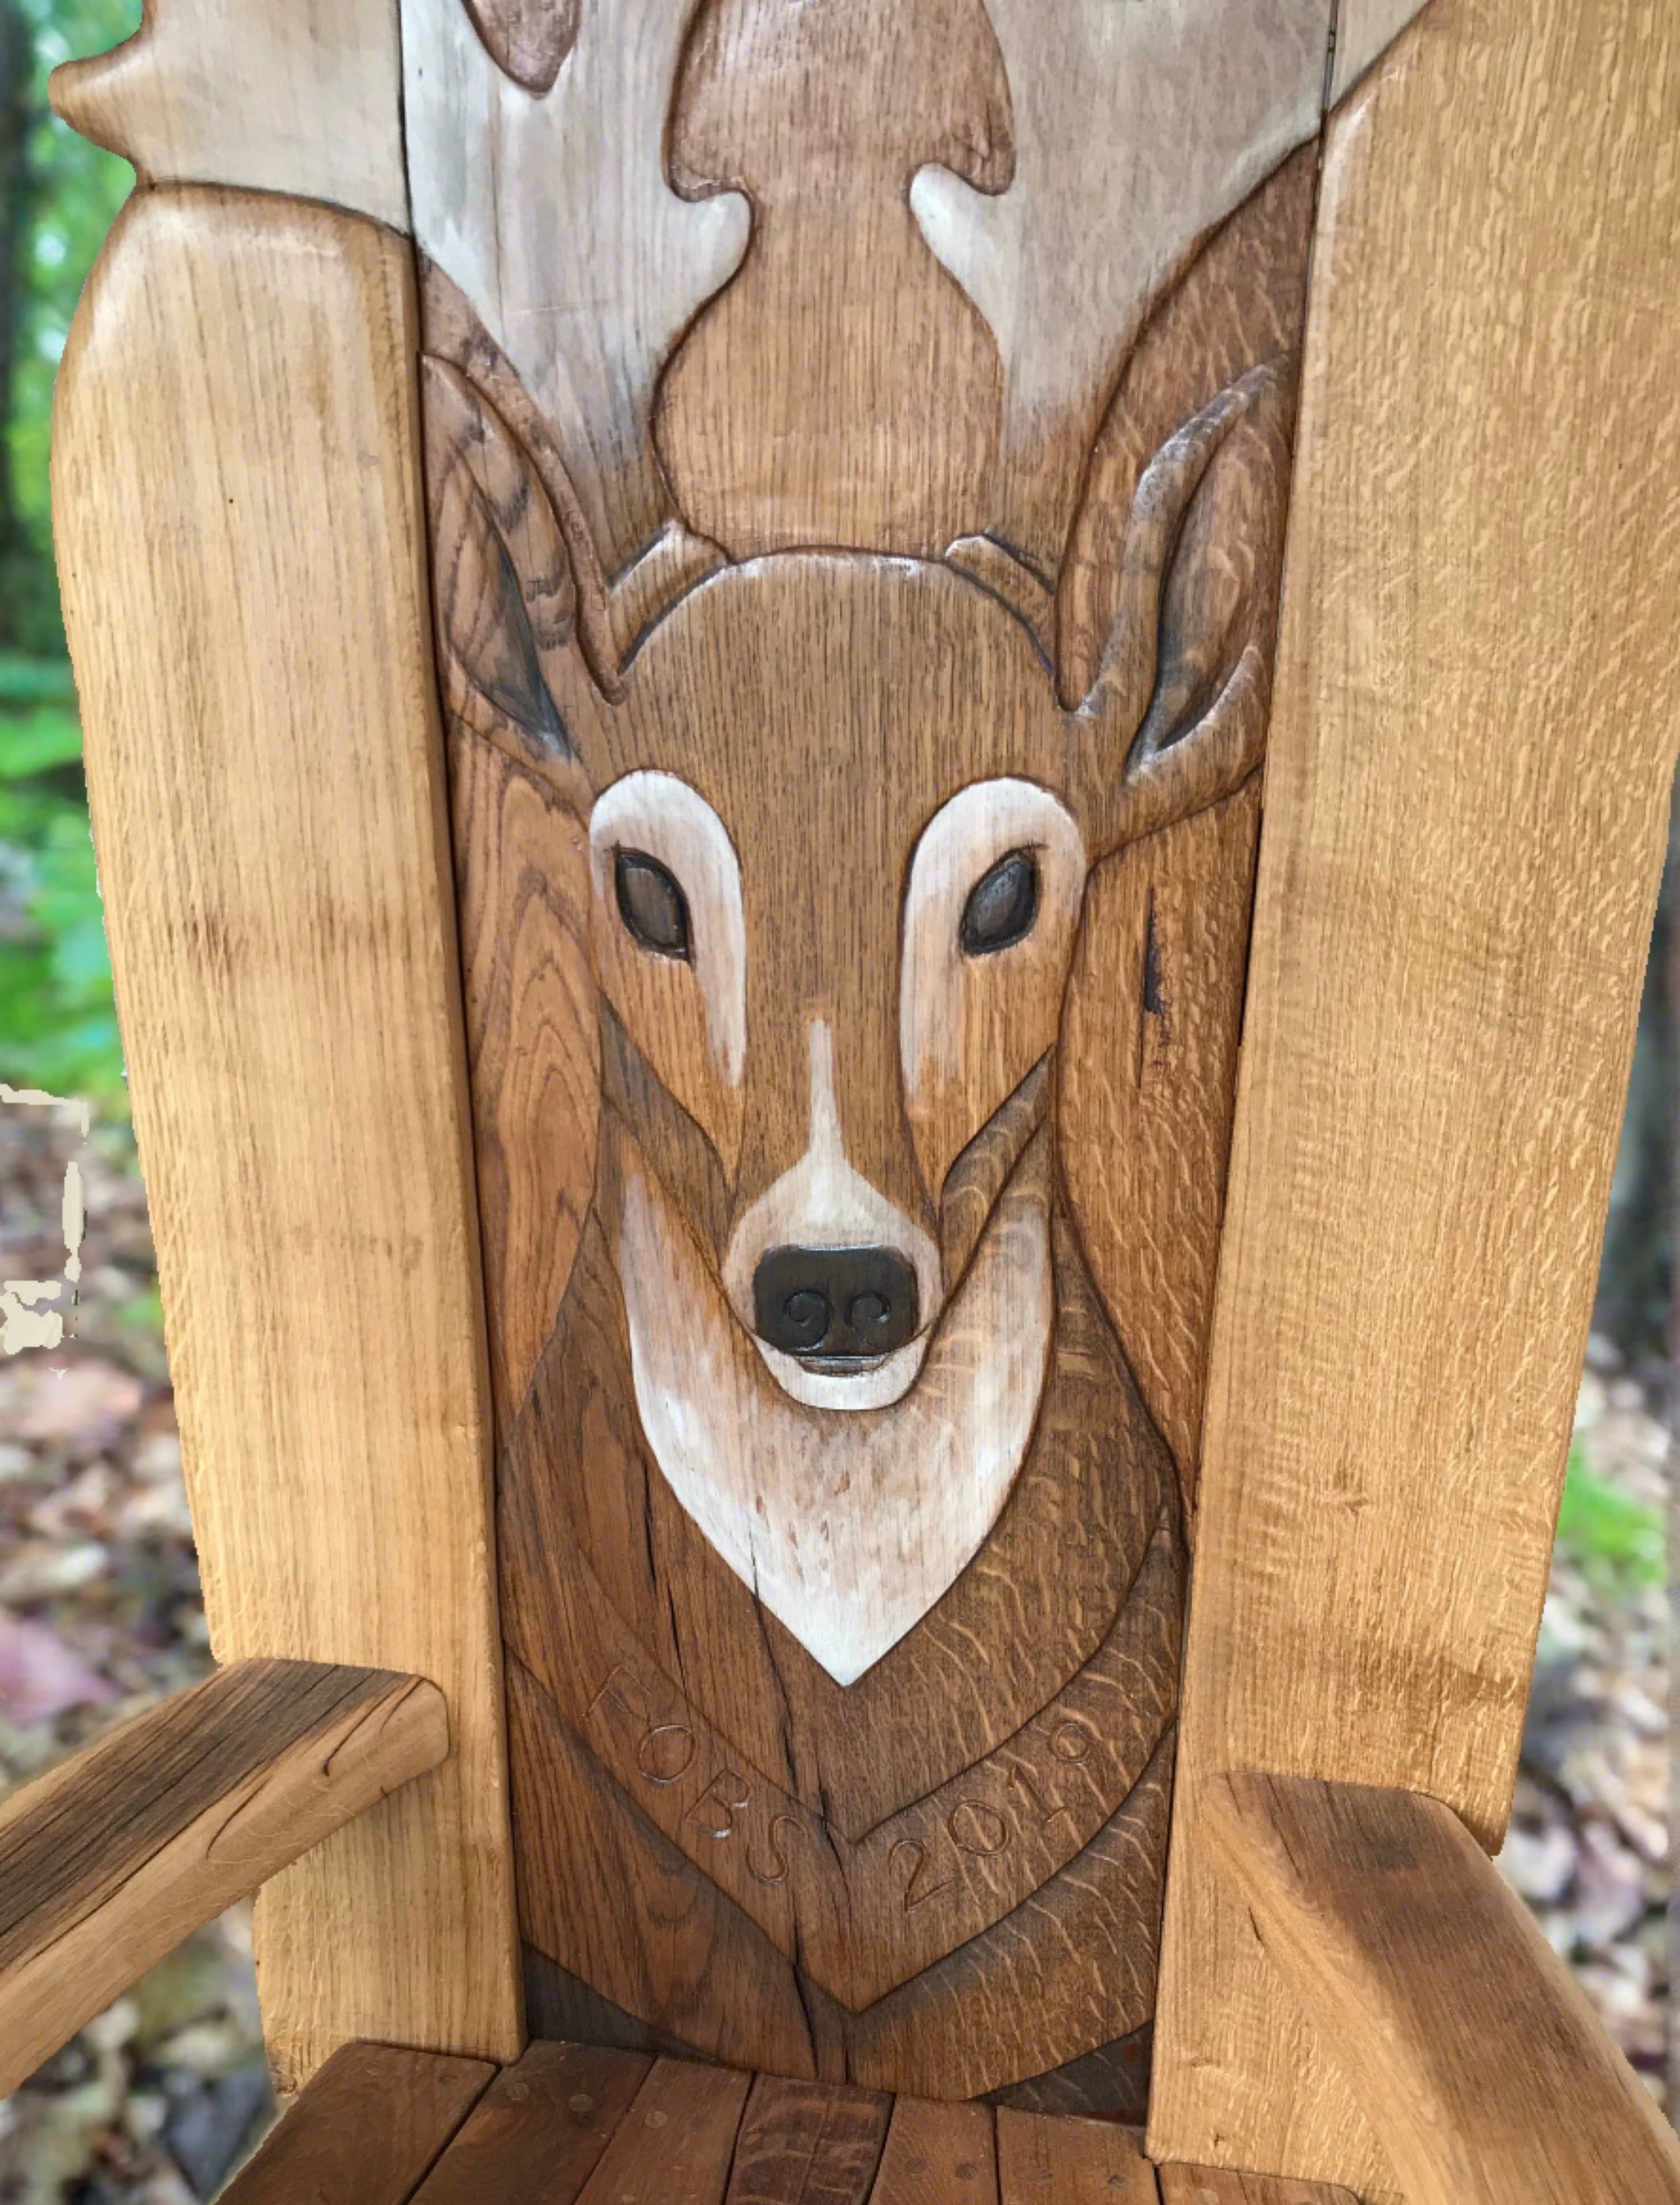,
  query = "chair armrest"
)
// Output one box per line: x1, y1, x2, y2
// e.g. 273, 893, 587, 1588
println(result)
0, 1658, 448, 2095
1204, 1769, 1680, 2204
